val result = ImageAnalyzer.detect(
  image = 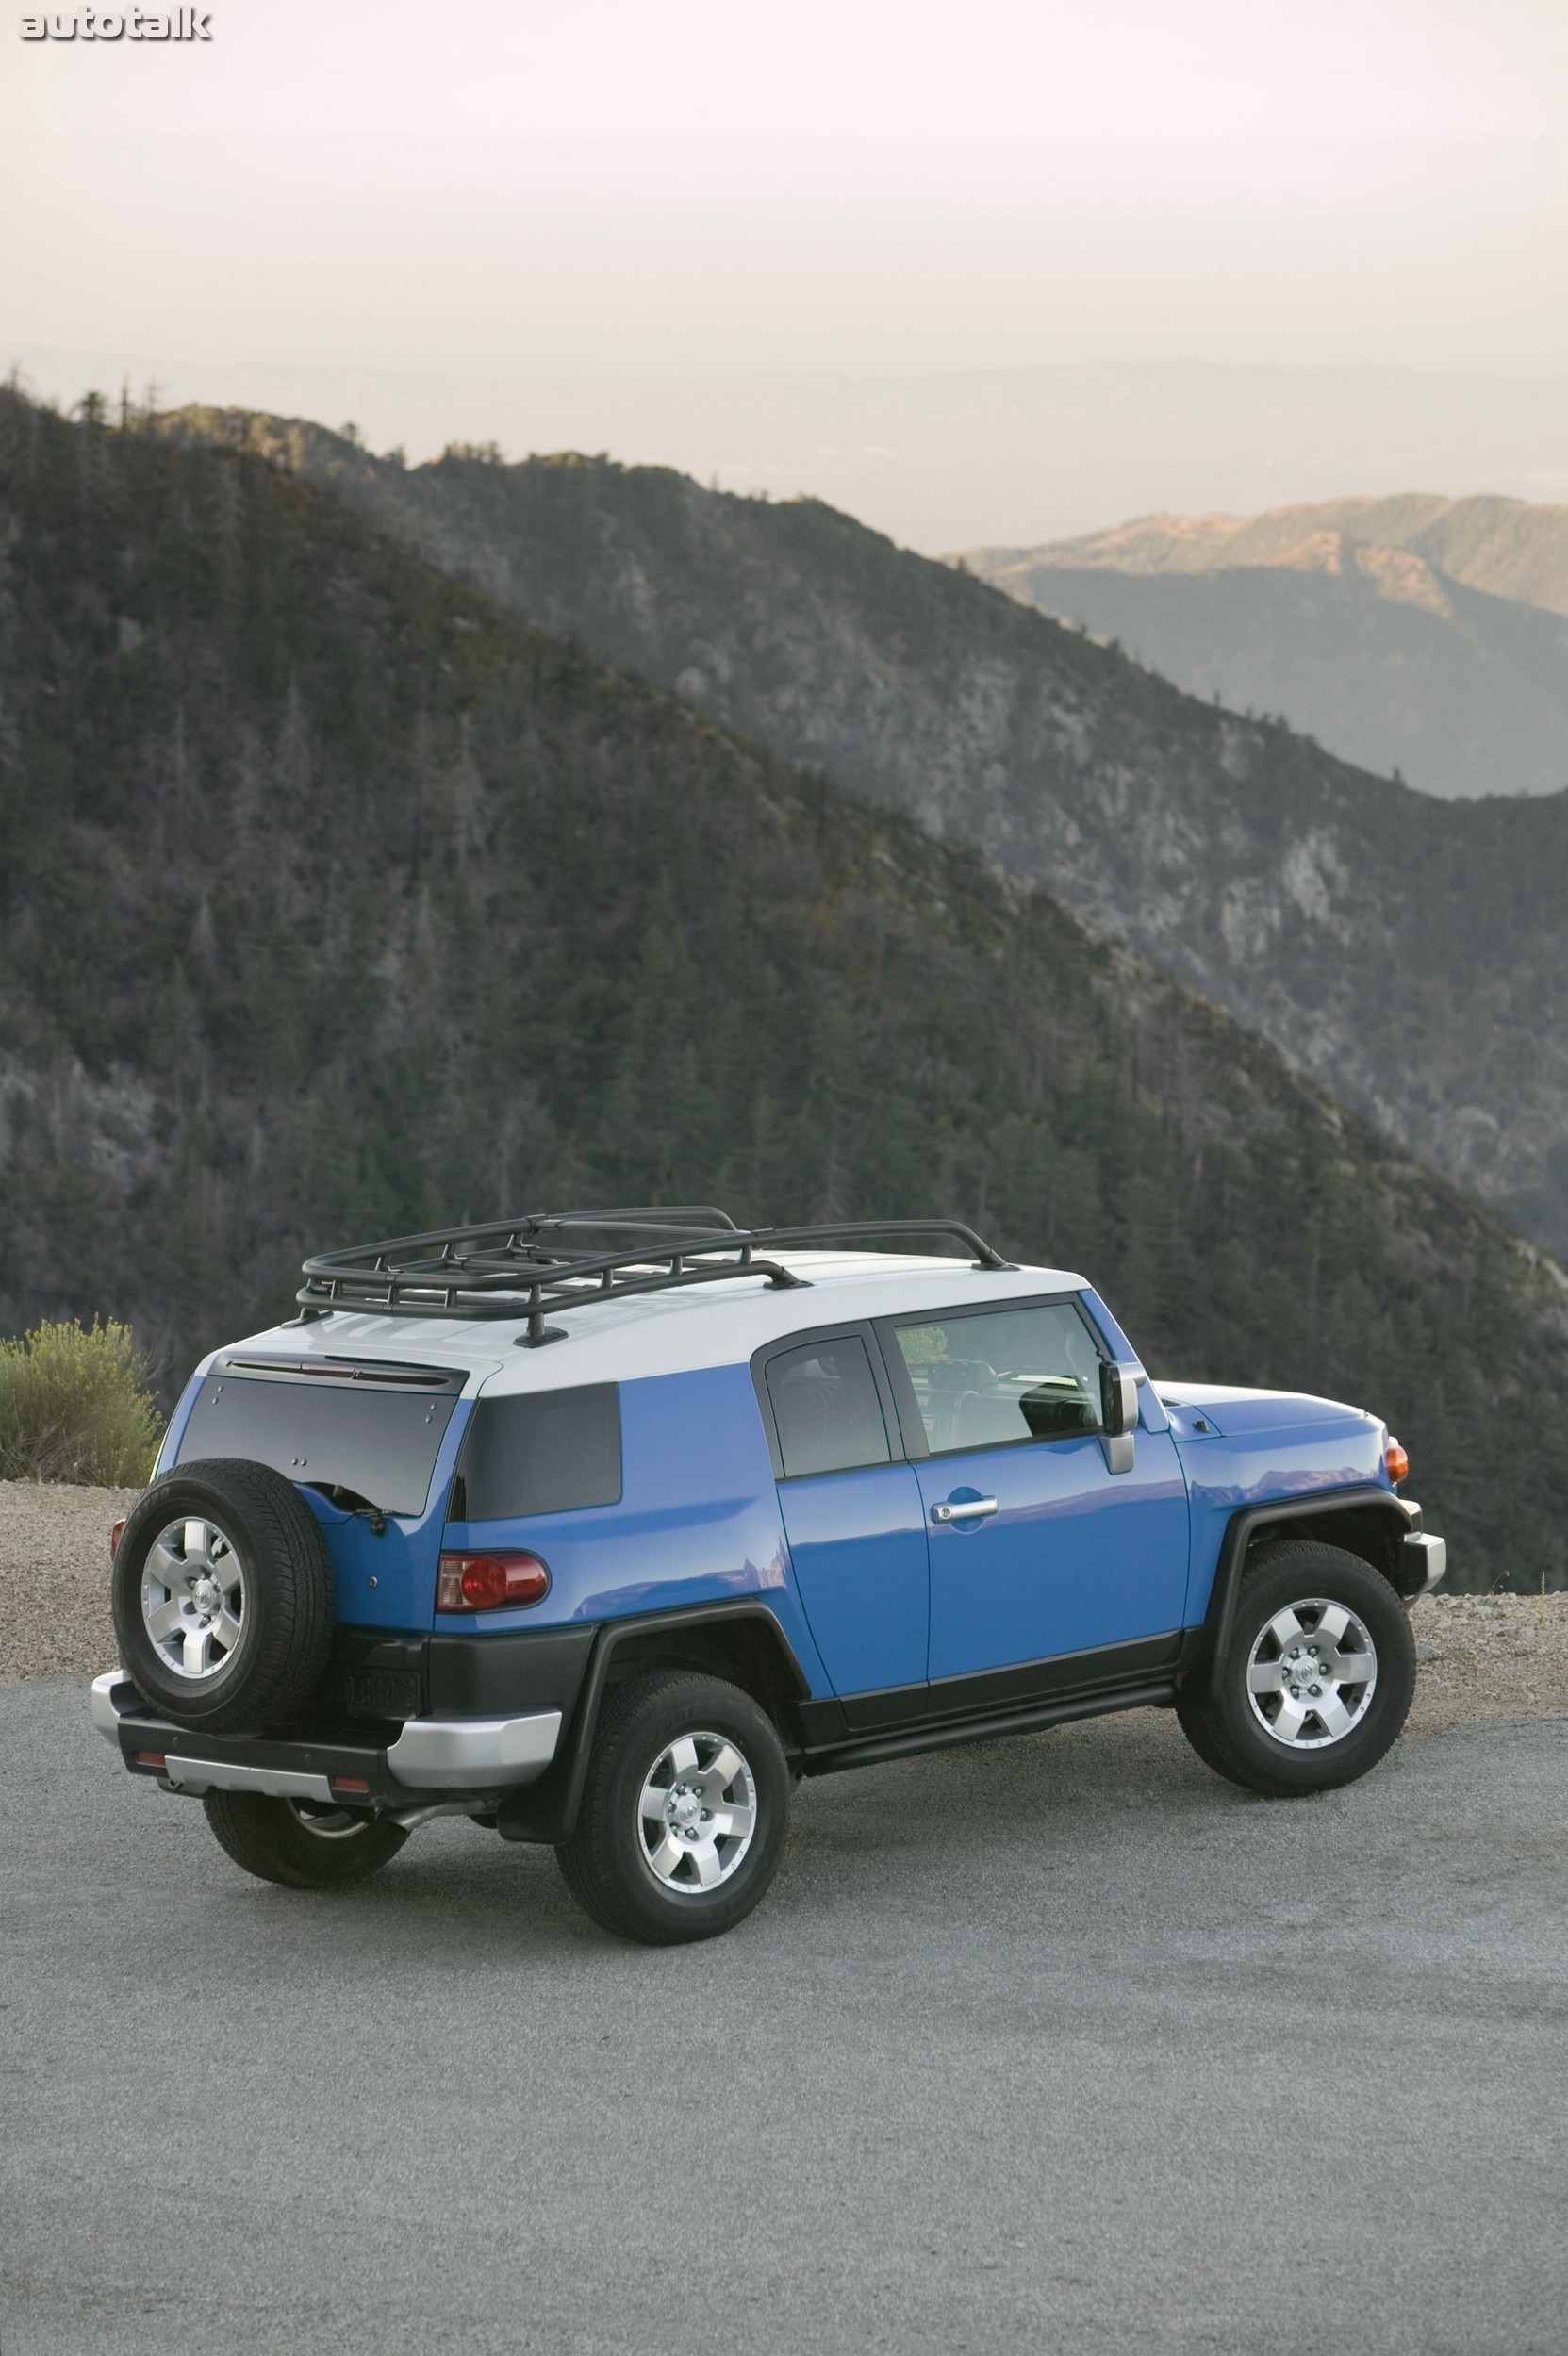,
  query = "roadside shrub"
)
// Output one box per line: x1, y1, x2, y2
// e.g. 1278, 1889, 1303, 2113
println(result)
0, 1319, 163, 1487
